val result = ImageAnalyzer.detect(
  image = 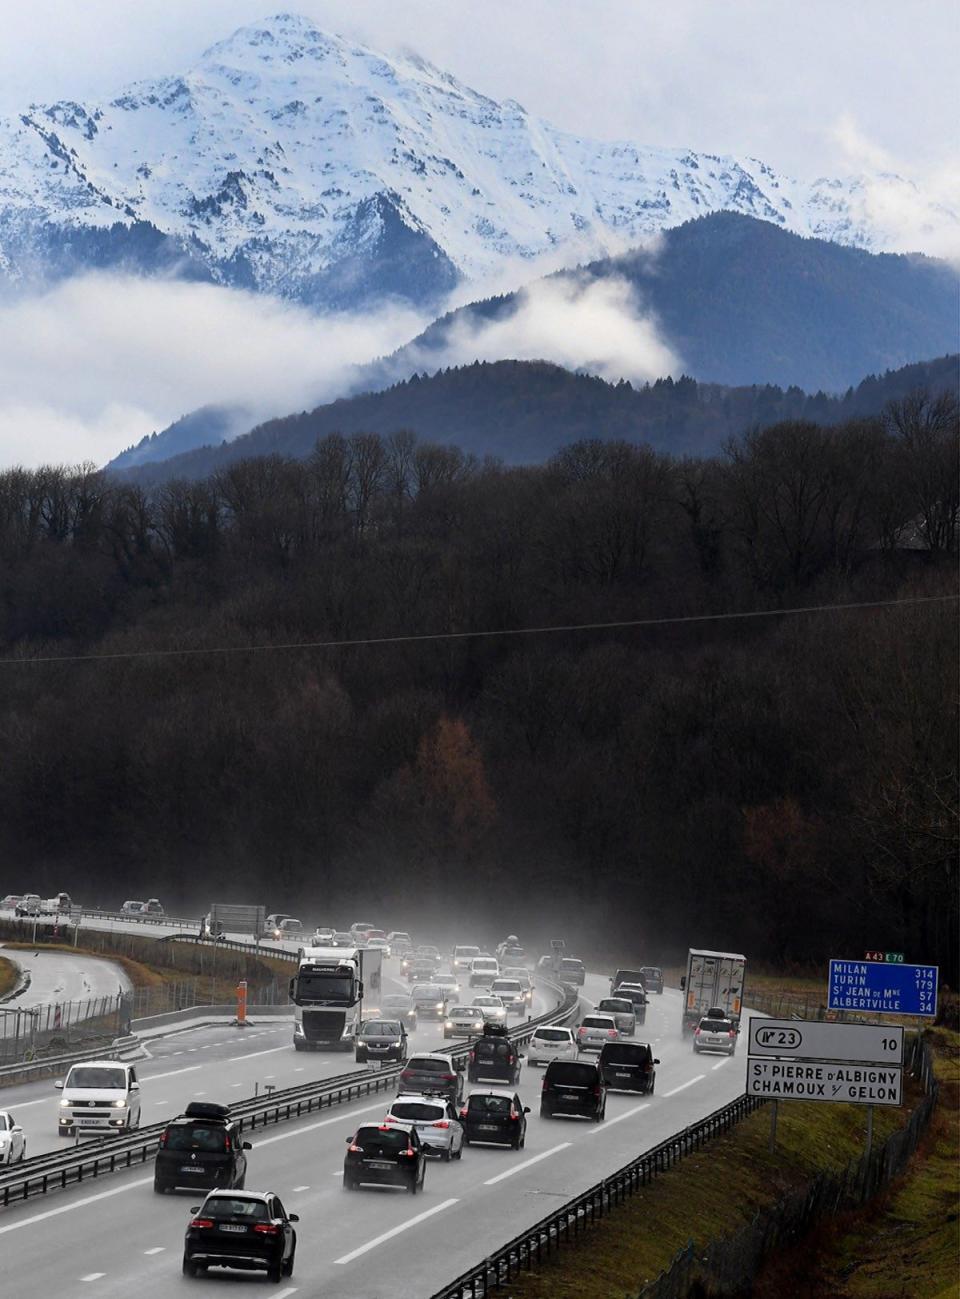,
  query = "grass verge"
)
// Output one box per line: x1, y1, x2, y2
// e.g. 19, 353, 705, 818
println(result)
499, 1044, 933, 1299
0, 954, 18, 999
